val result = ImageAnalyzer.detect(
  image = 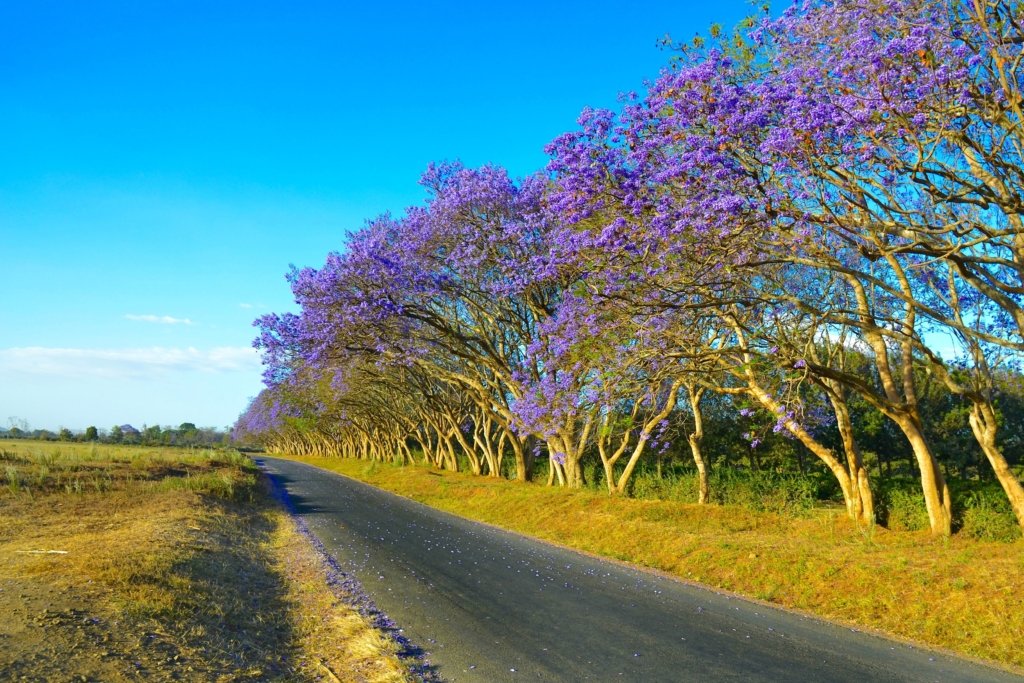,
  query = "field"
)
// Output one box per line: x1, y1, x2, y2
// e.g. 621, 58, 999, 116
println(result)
0, 441, 410, 682
282, 455, 1024, 673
